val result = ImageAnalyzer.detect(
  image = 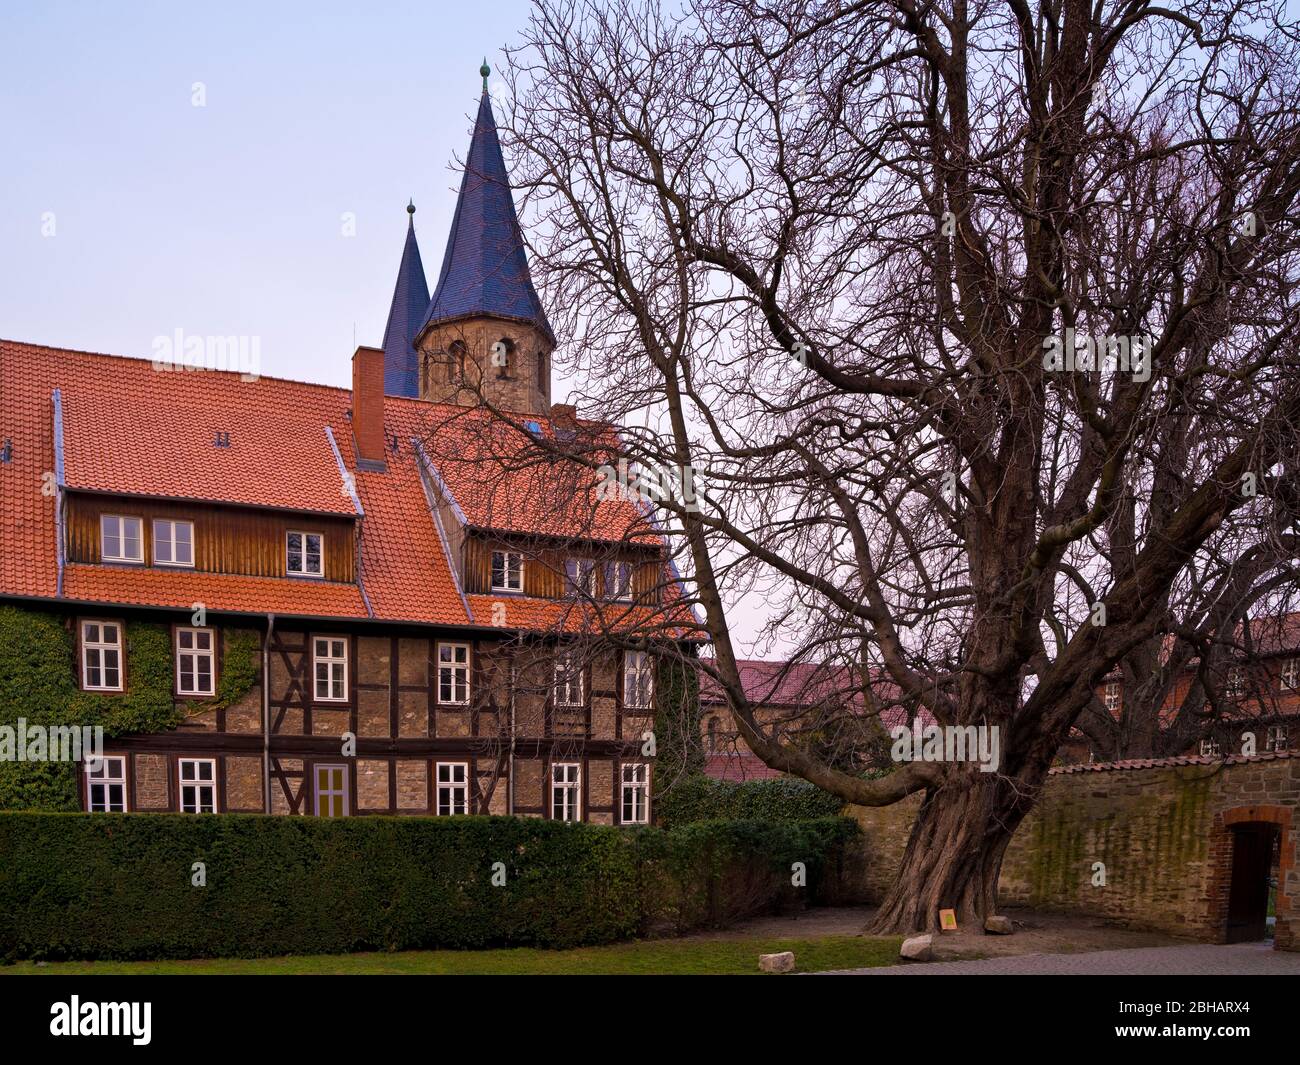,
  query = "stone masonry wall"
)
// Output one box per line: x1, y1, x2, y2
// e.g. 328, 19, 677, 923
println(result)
849, 752, 1299, 949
